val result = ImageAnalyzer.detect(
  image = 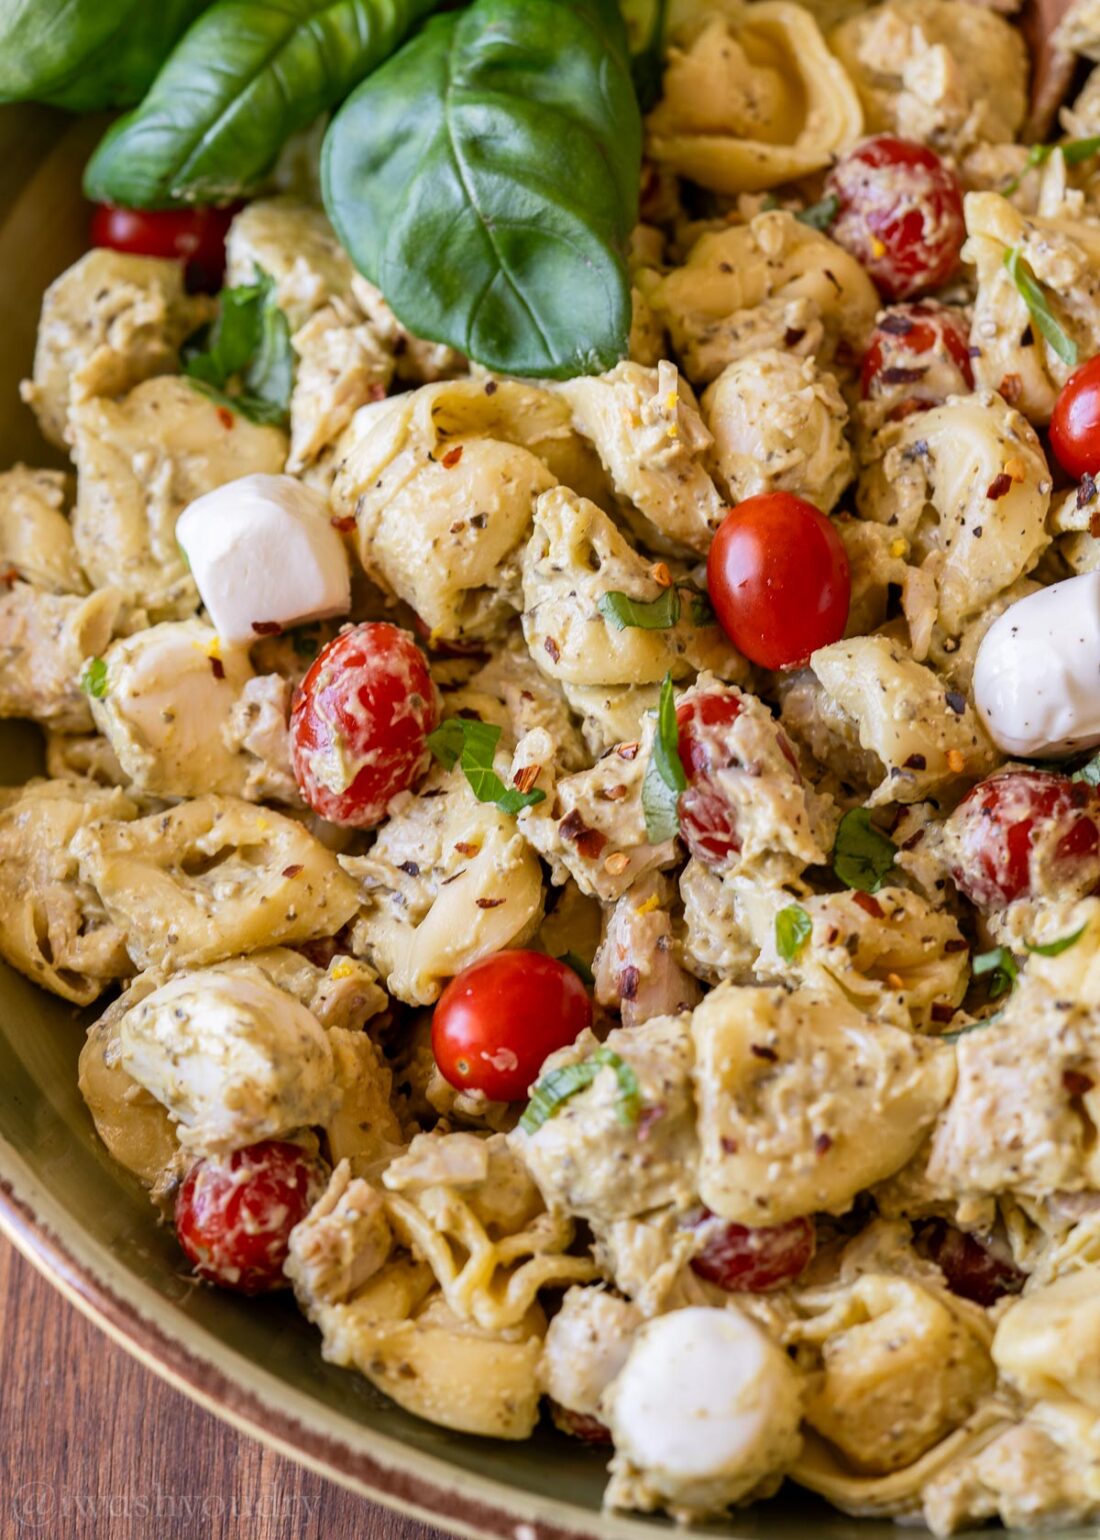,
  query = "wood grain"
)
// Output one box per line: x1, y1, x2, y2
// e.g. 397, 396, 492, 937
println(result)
0, 1236, 452, 1540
